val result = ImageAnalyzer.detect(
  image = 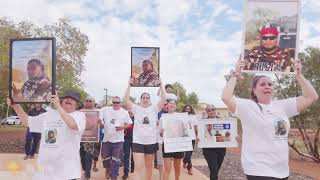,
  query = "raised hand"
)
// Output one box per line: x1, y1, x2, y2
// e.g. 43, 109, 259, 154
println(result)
234, 55, 245, 80
294, 59, 302, 79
